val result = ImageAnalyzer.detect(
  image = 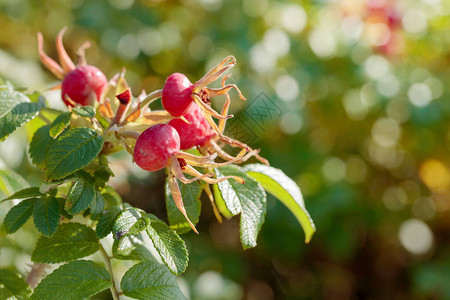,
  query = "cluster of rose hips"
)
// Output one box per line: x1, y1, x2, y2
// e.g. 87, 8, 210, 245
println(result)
39, 28, 268, 232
